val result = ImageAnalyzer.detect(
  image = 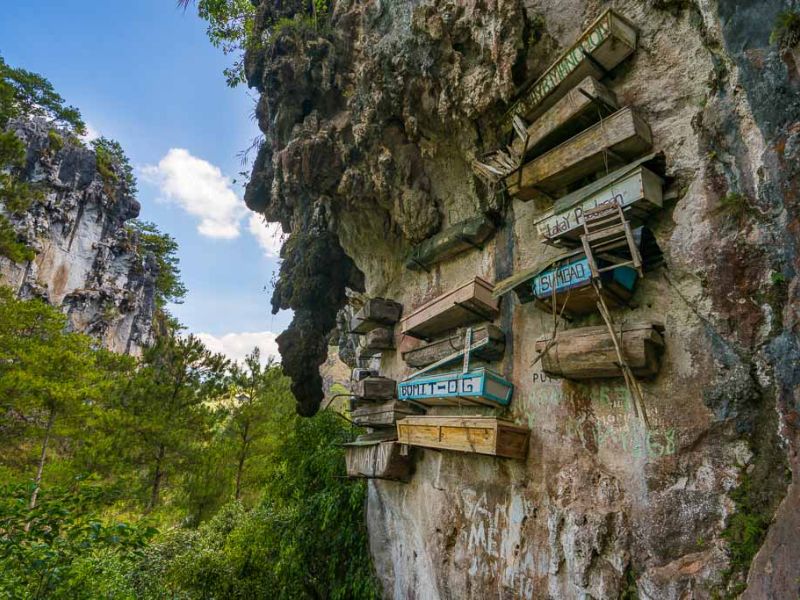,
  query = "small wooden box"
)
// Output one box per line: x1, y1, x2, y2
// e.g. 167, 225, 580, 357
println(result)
406, 216, 497, 272
352, 376, 397, 400
401, 277, 499, 340
396, 416, 529, 460
344, 440, 411, 481
351, 399, 424, 428
506, 107, 652, 201
359, 327, 395, 358
402, 324, 505, 368
535, 322, 665, 379
350, 298, 403, 334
